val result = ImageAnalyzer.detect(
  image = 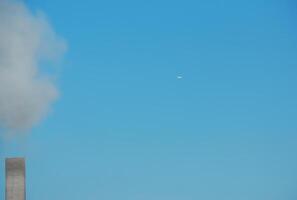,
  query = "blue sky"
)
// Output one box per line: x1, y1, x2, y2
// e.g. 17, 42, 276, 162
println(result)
1, 0, 297, 199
